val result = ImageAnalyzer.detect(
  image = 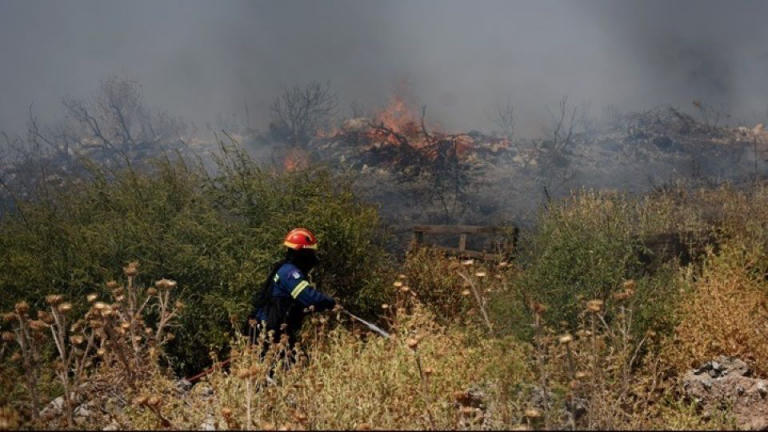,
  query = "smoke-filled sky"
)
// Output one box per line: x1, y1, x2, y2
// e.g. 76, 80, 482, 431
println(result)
2, 0, 768, 137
